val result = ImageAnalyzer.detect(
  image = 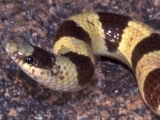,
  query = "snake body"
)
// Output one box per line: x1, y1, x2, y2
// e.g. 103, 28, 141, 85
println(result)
5, 12, 160, 115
